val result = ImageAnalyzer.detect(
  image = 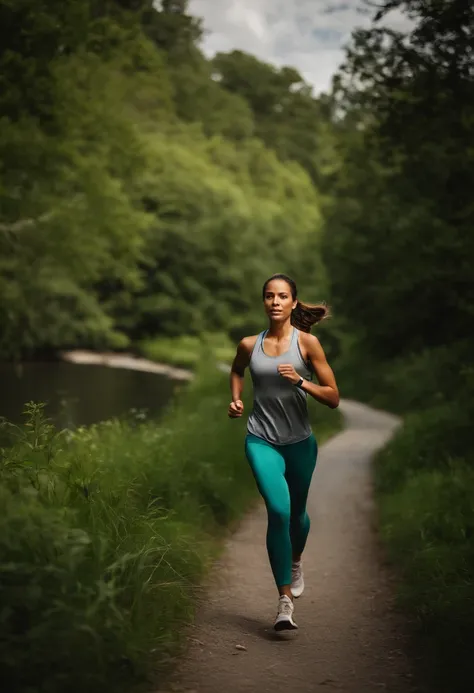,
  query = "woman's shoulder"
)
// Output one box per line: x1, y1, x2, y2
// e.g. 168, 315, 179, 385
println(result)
297, 330, 322, 359
298, 330, 321, 347
239, 334, 260, 354
232, 334, 260, 371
